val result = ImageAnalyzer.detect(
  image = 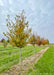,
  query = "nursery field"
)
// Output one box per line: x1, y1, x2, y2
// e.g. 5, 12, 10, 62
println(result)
26, 46, 54, 75
0, 44, 46, 73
